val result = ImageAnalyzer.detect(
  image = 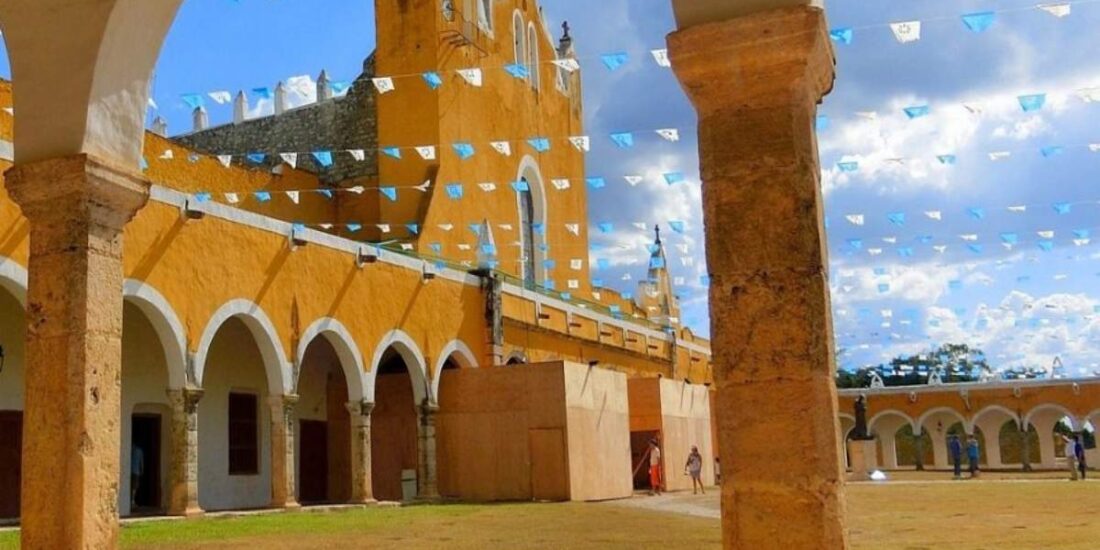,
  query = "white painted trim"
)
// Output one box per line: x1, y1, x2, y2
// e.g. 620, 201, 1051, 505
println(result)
501, 281, 669, 342
837, 376, 1100, 397
0, 139, 13, 162
867, 409, 917, 435
1022, 404, 1081, 431
431, 339, 478, 401
123, 279, 189, 390
969, 405, 1020, 433
915, 407, 968, 435
296, 317, 367, 403
365, 329, 430, 406
191, 298, 293, 394
0, 256, 27, 307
